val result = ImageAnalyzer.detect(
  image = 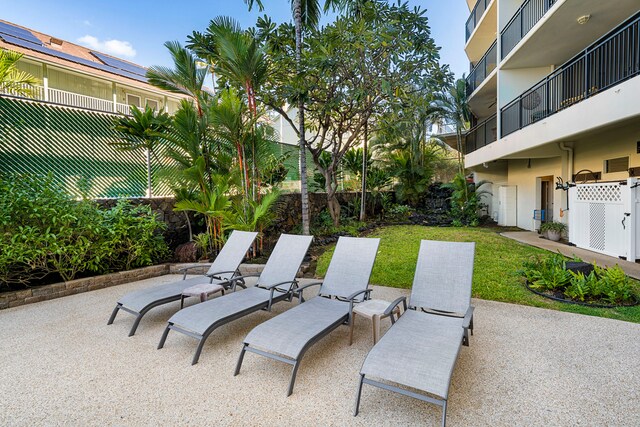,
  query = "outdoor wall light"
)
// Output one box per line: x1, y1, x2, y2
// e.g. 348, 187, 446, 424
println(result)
577, 15, 591, 25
